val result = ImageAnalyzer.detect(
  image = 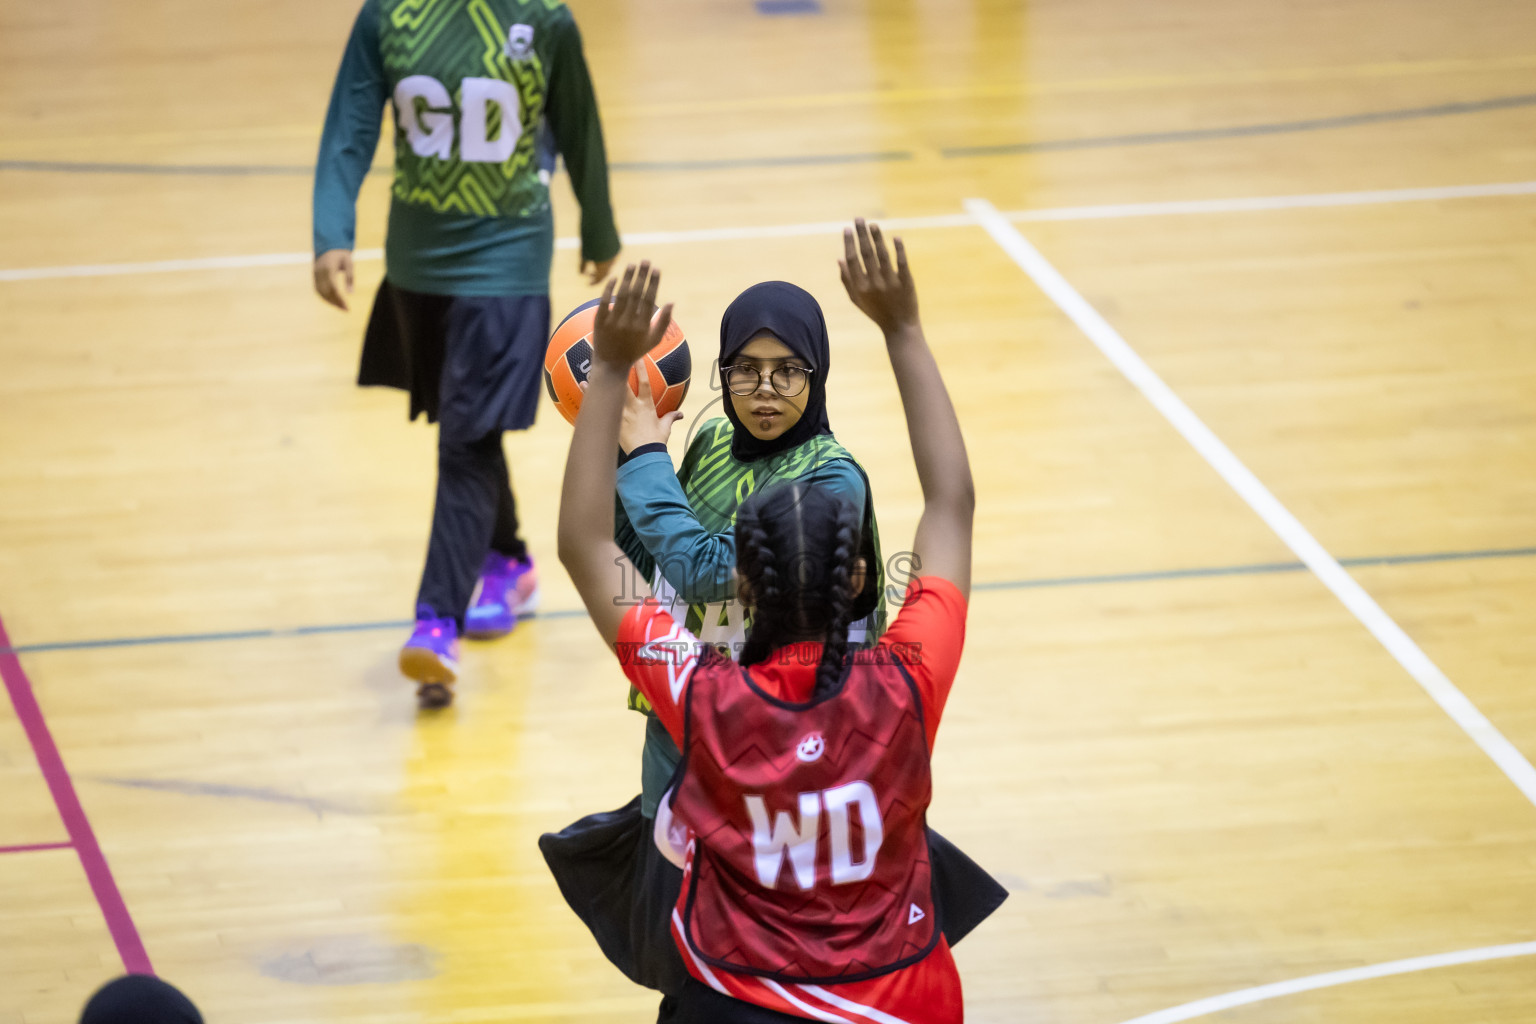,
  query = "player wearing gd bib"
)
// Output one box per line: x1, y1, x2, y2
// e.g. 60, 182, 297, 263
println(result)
312, 0, 619, 704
